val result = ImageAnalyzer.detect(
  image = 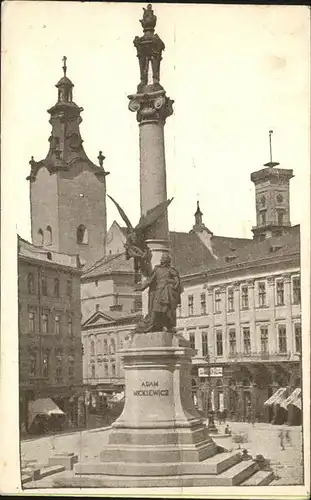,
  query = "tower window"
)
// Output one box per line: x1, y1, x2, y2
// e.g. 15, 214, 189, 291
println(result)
46, 226, 52, 245
277, 211, 284, 226
41, 276, 48, 296
260, 195, 266, 207
90, 340, 95, 356
38, 229, 44, 246
77, 225, 88, 244
54, 278, 60, 297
